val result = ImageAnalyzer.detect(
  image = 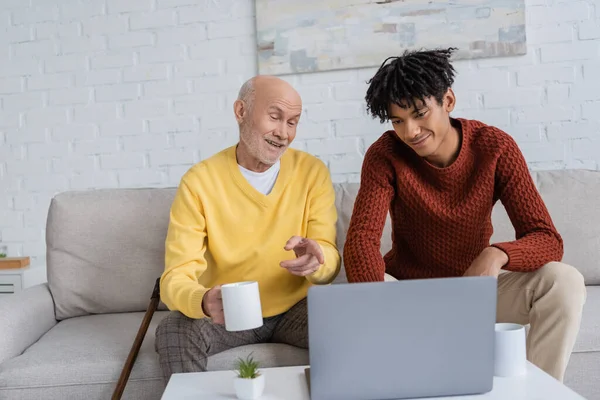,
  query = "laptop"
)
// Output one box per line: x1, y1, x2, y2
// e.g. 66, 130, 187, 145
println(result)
306, 276, 497, 400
